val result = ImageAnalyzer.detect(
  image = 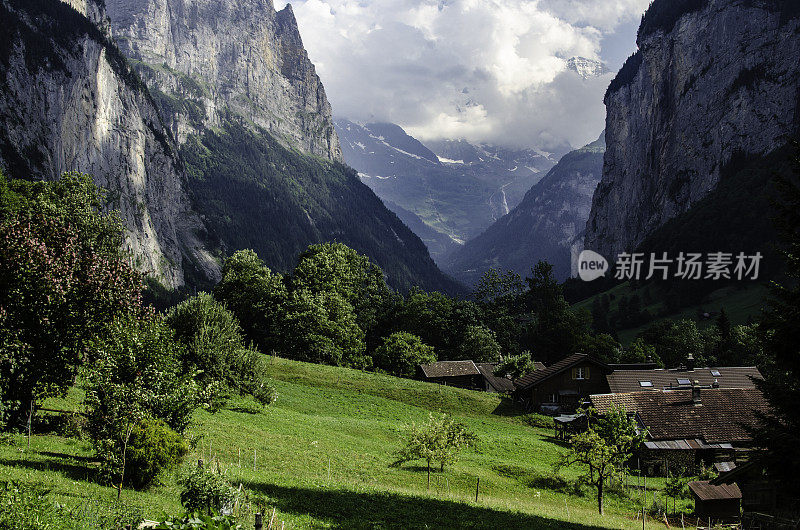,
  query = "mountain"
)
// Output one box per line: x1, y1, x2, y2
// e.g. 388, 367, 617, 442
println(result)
0, 0, 219, 288
585, 0, 800, 260
566, 57, 610, 80
444, 134, 605, 286
0, 0, 463, 294
335, 119, 561, 262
